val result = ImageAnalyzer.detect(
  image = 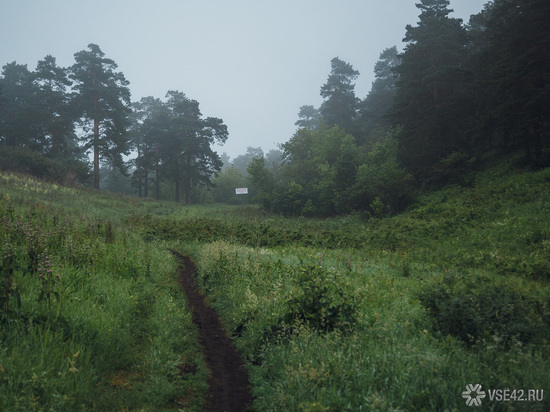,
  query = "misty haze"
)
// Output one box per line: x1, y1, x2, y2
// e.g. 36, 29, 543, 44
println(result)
0, 0, 548, 410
